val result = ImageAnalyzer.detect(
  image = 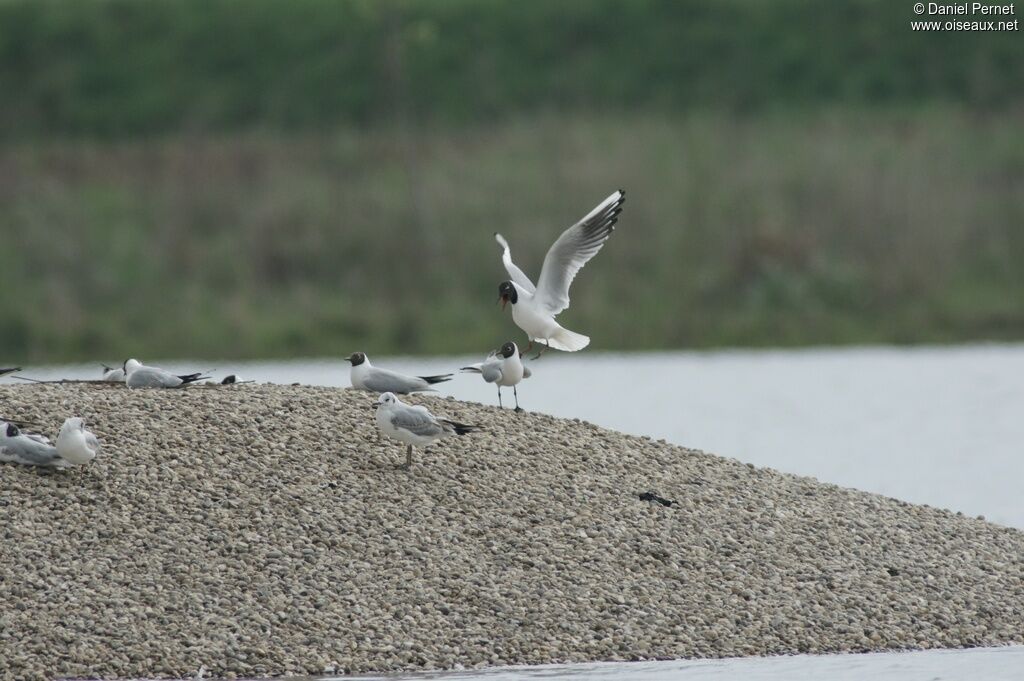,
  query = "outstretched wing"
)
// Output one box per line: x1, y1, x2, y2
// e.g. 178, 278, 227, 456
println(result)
534, 189, 624, 315
494, 233, 536, 293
